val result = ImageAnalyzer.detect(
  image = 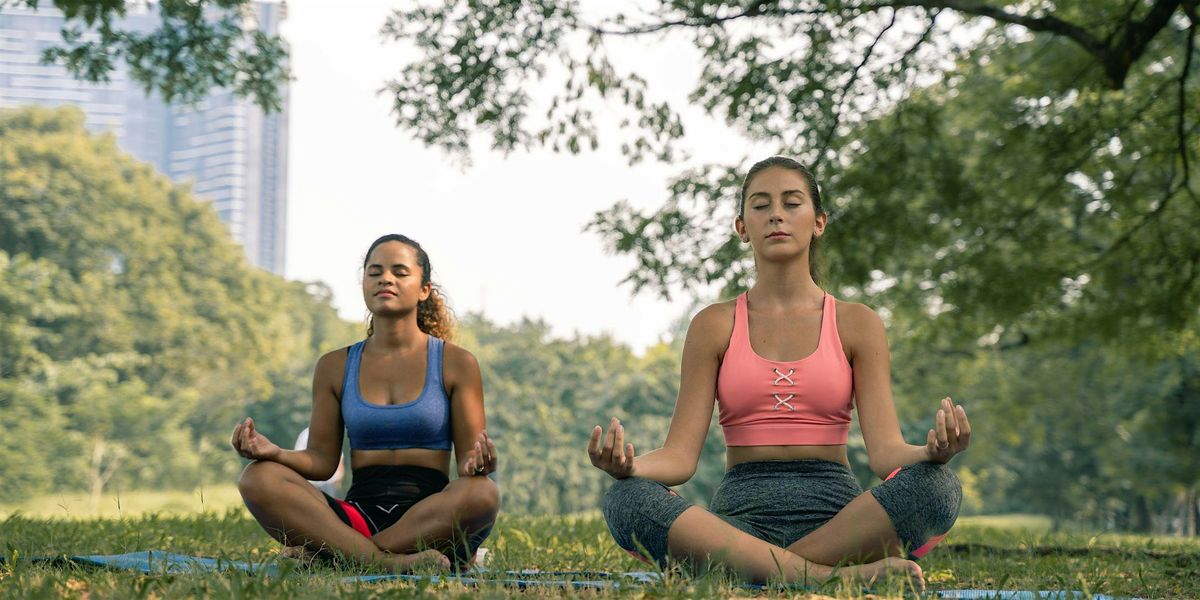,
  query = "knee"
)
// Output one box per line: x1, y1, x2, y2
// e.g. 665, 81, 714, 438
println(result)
601, 477, 648, 530
237, 460, 288, 504
601, 477, 670, 536
458, 477, 500, 522
903, 462, 963, 532
924, 463, 962, 525
600, 477, 683, 564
